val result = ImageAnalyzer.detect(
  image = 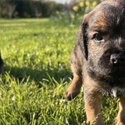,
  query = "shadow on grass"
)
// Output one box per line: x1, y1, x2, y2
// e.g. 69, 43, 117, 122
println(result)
3, 64, 72, 85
